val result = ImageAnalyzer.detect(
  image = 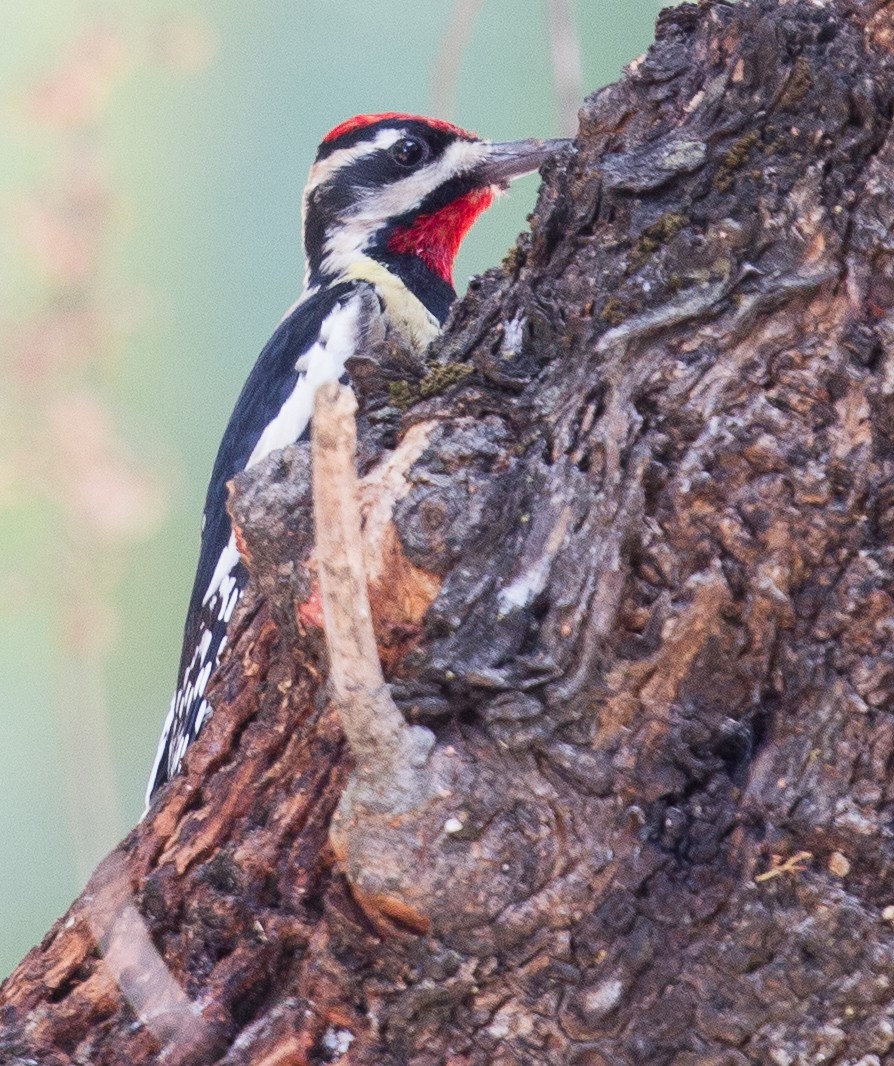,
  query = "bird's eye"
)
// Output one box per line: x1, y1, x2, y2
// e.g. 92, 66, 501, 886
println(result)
390, 137, 427, 168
